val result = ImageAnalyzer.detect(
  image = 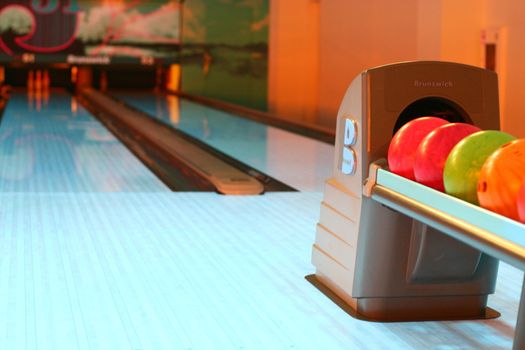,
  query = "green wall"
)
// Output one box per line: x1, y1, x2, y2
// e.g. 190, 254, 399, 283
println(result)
181, 0, 269, 110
